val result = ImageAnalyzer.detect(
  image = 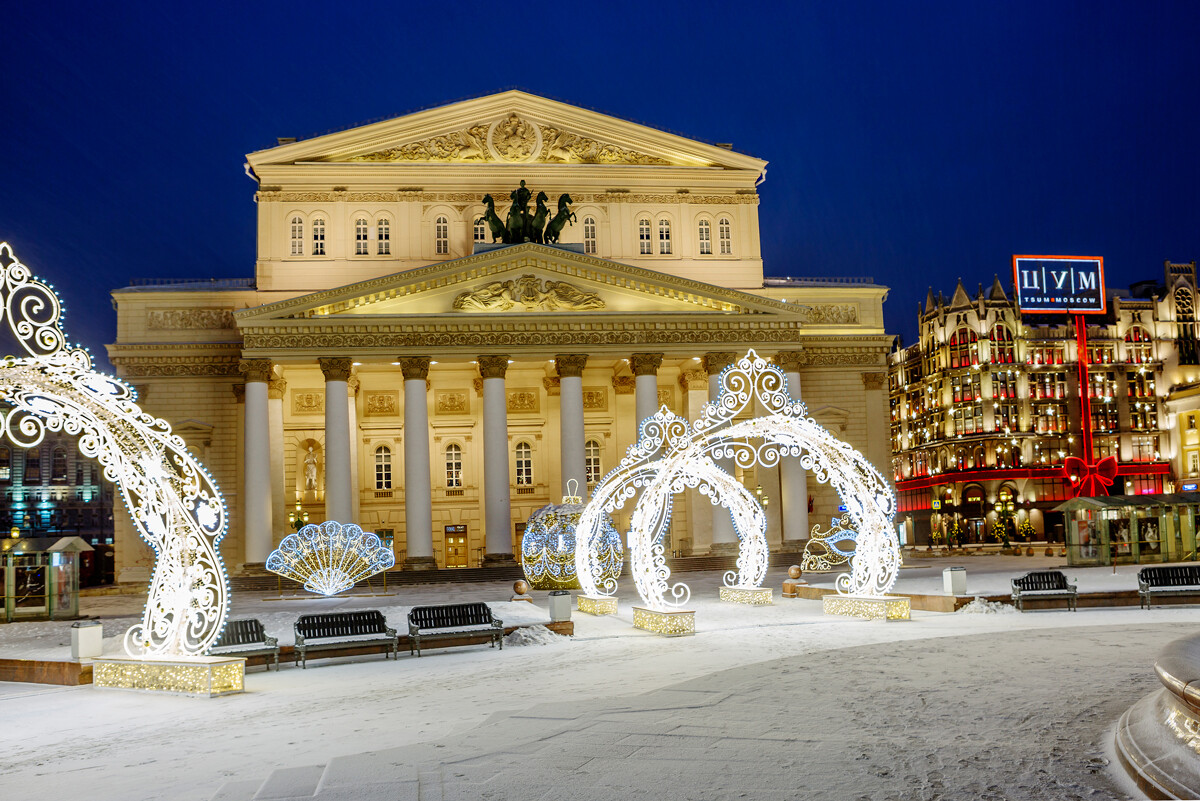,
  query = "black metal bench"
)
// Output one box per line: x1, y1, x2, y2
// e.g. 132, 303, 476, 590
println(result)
1138, 565, 1200, 609
1011, 570, 1077, 612
208, 618, 280, 670
408, 602, 503, 657
294, 610, 398, 669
